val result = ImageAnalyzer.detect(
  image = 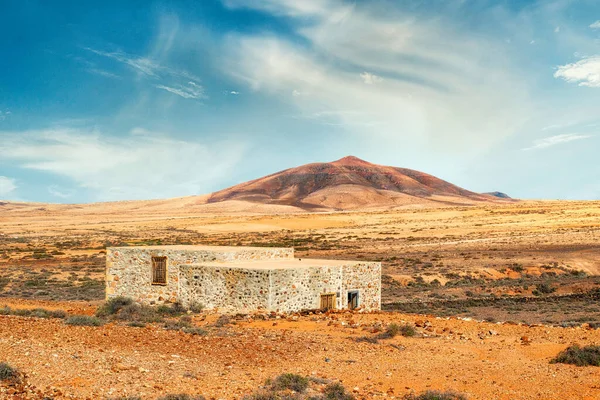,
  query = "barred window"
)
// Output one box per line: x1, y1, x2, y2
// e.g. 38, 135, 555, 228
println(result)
151, 256, 167, 285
